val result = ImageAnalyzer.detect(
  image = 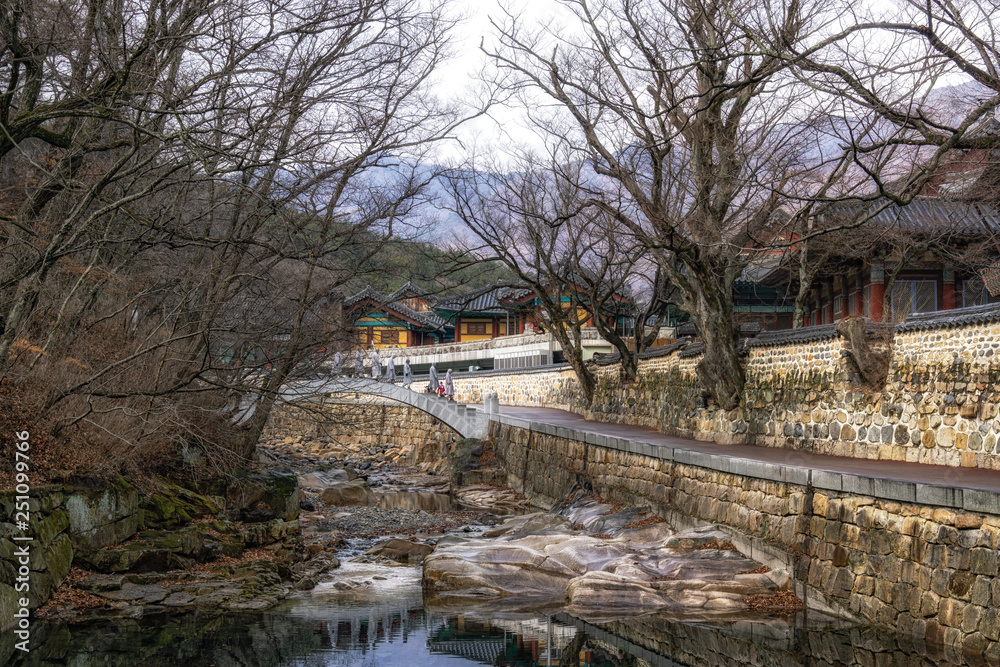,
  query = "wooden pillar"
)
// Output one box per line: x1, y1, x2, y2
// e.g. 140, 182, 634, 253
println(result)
869, 264, 885, 322
826, 280, 835, 324
455, 316, 462, 342
943, 266, 956, 310
840, 278, 850, 320
855, 273, 864, 316
492, 319, 499, 338
367, 326, 373, 346
406, 329, 415, 347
